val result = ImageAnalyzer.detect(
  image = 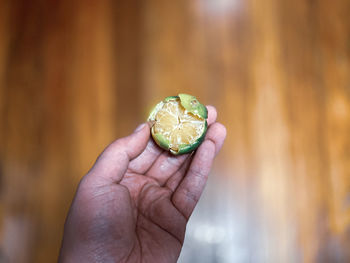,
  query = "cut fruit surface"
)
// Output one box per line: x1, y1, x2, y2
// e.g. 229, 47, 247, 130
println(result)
148, 94, 208, 155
